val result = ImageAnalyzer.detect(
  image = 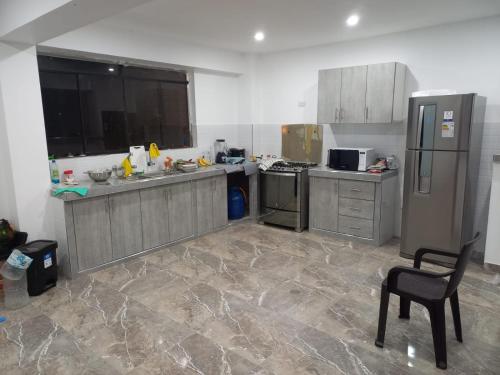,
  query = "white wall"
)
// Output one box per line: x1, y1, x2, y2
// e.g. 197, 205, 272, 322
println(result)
0, 43, 53, 239
251, 16, 500, 255
0, 20, 250, 239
